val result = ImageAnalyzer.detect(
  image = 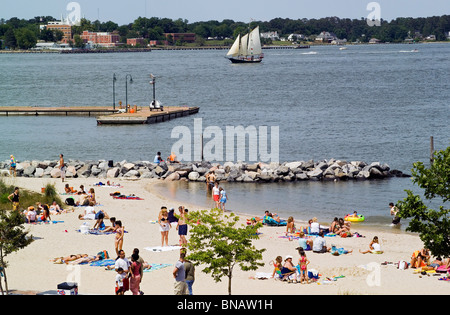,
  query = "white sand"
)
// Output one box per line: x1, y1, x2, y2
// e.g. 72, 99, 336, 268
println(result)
2, 176, 449, 295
